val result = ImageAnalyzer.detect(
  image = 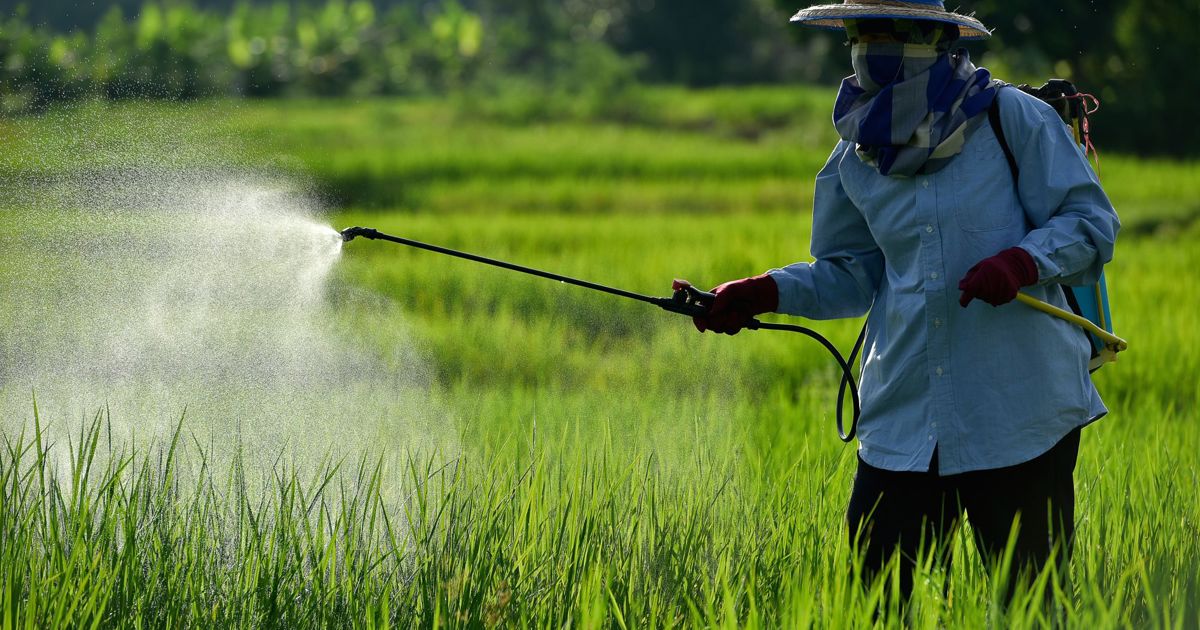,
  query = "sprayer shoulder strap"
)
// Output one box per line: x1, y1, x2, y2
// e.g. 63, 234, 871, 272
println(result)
987, 95, 1020, 184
